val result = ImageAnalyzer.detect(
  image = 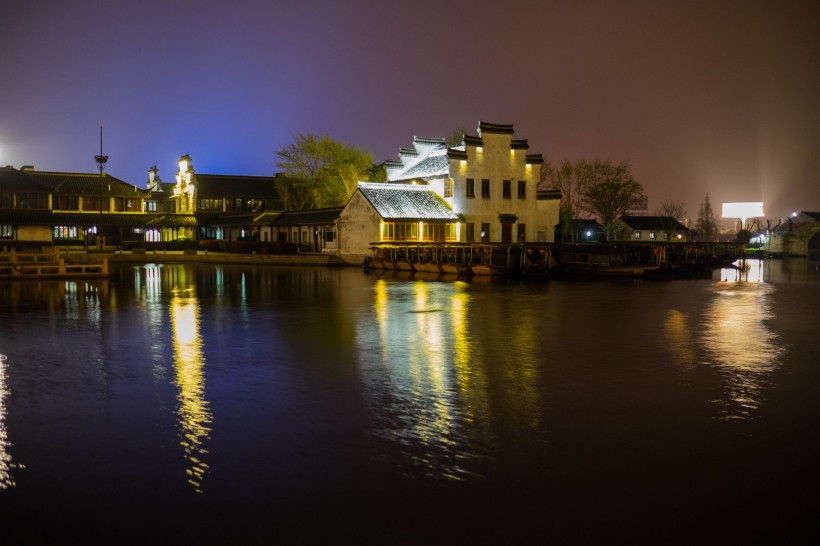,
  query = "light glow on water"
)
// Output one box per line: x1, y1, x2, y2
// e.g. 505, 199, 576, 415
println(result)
0, 354, 16, 490
703, 260, 784, 420
170, 289, 212, 493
